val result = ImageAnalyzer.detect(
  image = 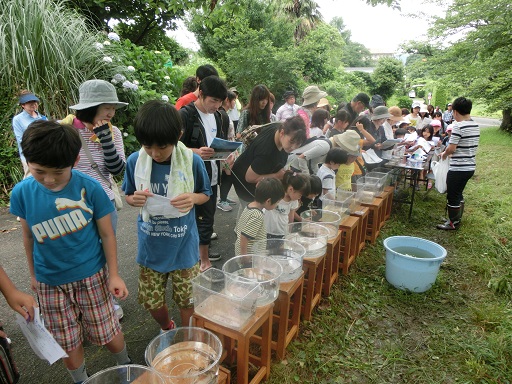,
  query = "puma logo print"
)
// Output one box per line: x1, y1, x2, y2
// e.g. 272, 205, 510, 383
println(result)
55, 188, 93, 214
